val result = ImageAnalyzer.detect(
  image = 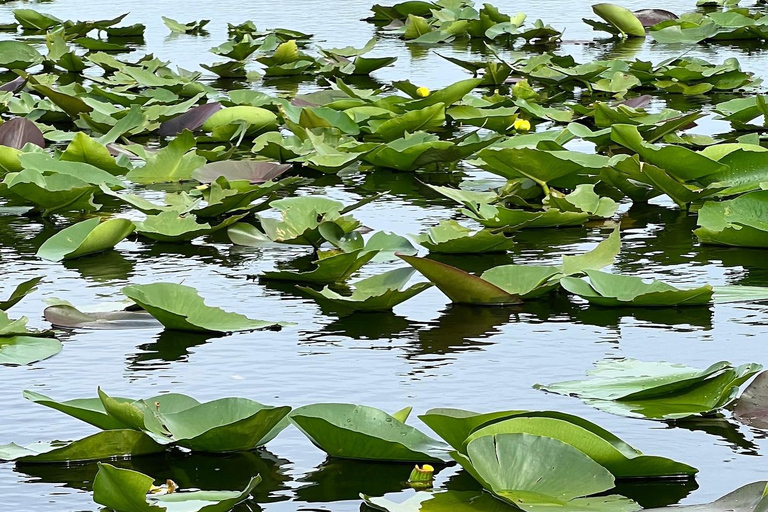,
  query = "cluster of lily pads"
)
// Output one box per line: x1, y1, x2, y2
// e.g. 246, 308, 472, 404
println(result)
3, 361, 768, 511
2, 0, 768, 511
